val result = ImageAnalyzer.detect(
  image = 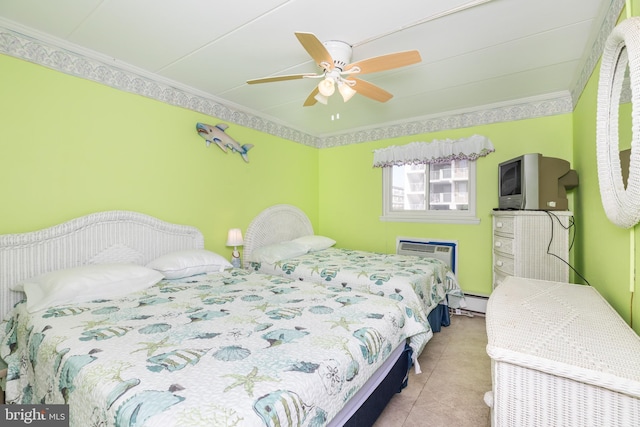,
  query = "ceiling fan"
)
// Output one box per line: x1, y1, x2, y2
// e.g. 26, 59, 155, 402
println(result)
246, 32, 422, 106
